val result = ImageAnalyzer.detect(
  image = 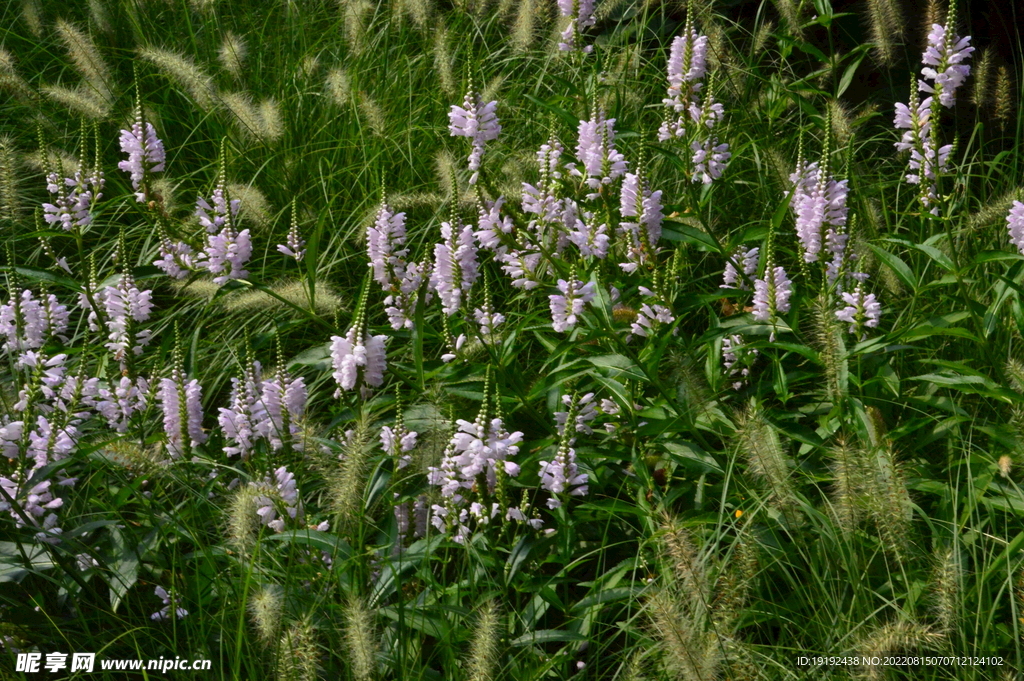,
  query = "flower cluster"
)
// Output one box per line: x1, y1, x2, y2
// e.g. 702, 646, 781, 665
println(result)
920, 23, 975, 108
835, 285, 882, 337
153, 239, 195, 279
381, 413, 418, 470
118, 106, 165, 202
195, 183, 251, 285
368, 202, 428, 330
788, 159, 849, 267
431, 220, 479, 316
721, 335, 758, 390
427, 408, 533, 543
618, 172, 664, 272
570, 110, 628, 195
448, 90, 501, 185
540, 394, 590, 508
218, 360, 306, 458
752, 263, 793, 332
42, 166, 103, 232
0, 289, 69, 354
151, 586, 188, 622
1007, 201, 1024, 255
331, 313, 387, 397
91, 273, 154, 366
657, 18, 730, 183
252, 466, 302, 533
894, 16, 972, 213
158, 359, 206, 459
721, 245, 760, 290
557, 0, 596, 52
550, 276, 596, 332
